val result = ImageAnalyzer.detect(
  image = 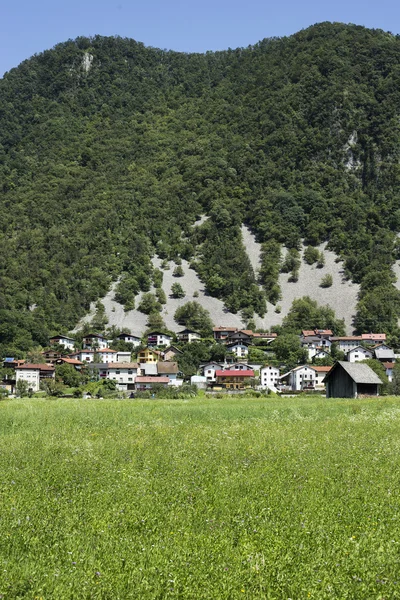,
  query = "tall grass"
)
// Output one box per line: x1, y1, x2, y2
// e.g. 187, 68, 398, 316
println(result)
0, 396, 400, 598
